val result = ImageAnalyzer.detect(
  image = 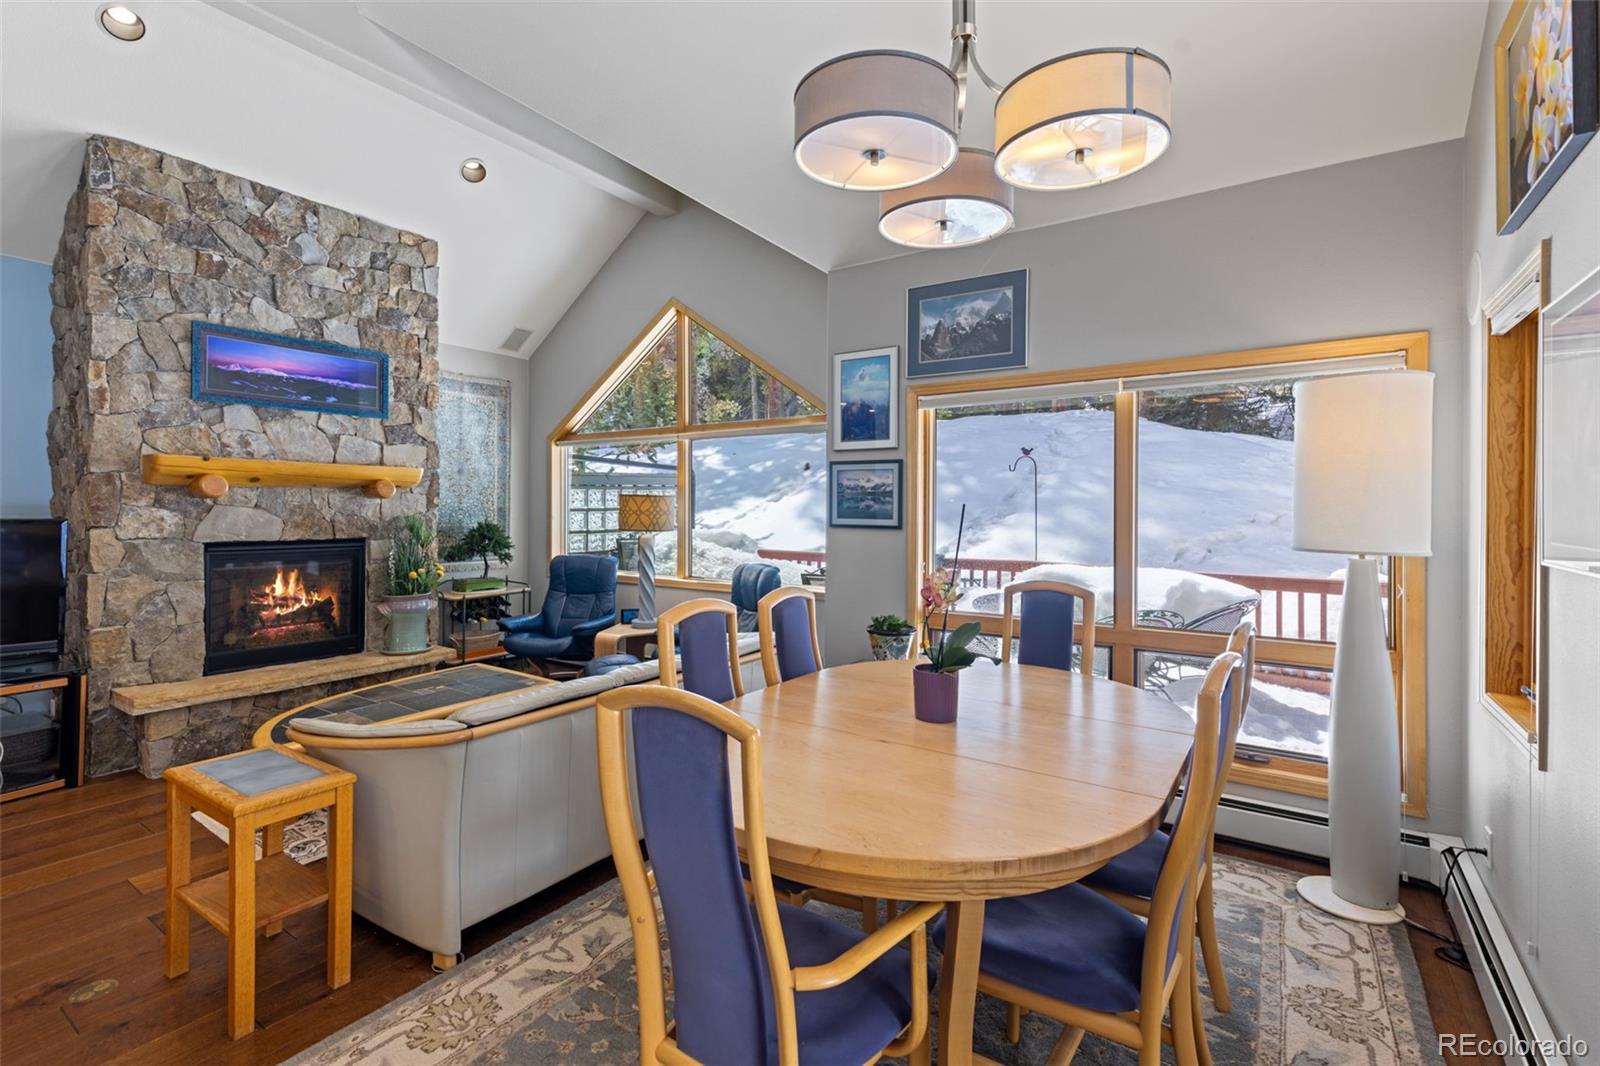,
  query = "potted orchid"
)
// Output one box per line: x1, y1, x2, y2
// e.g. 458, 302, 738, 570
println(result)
913, 505, 983, 723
